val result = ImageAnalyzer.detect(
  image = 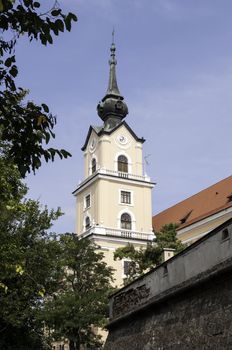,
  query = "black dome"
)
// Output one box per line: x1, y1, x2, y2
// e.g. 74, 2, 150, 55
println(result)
97, 94, 128, 121
97, 40, 129, 125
